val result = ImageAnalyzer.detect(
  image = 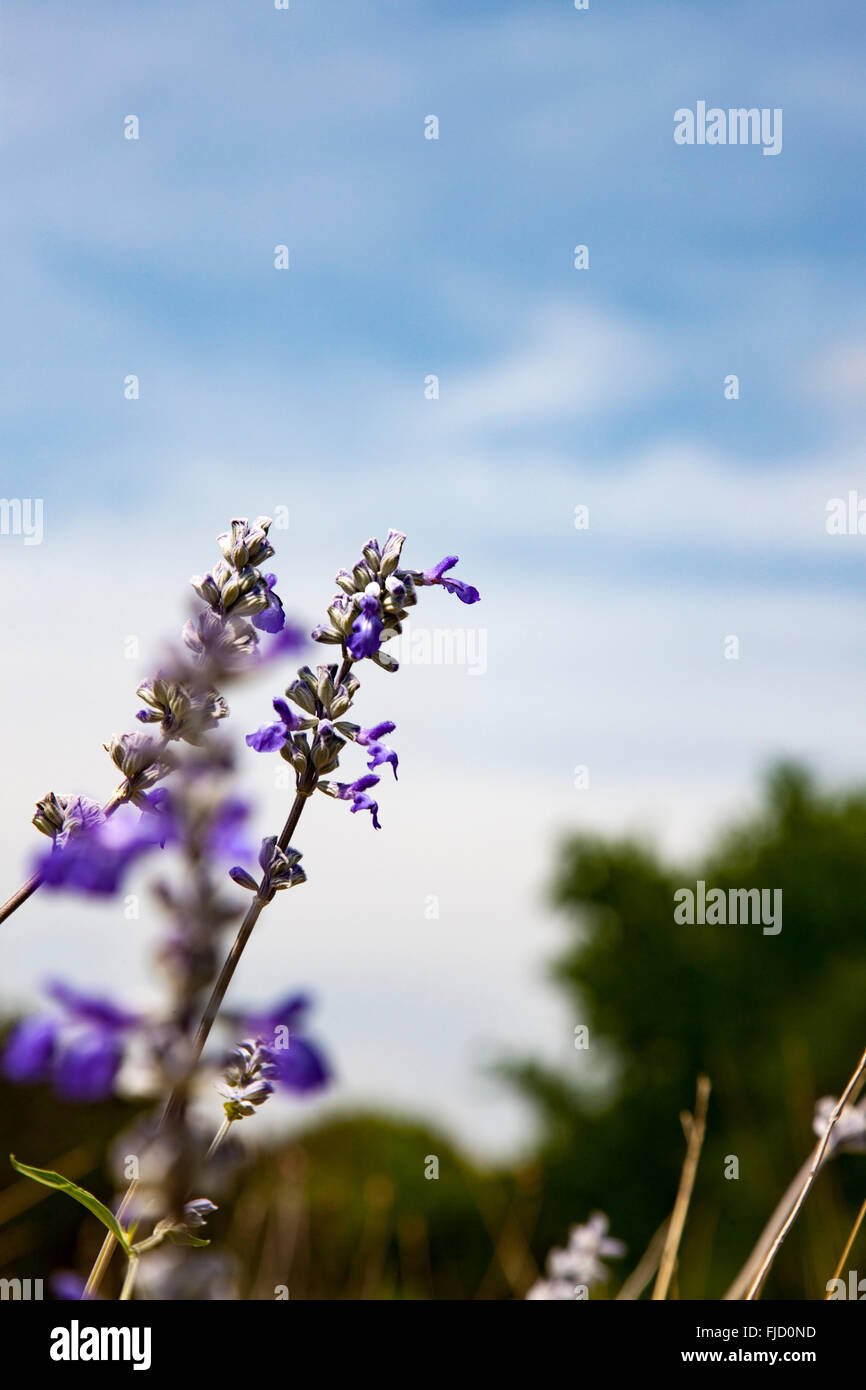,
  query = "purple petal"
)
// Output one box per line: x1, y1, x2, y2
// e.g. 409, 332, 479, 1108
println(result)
363, 740, 398, 780
245, 722, 288, 753
37, 808, 166, 897
53, 1030, 123, 1102
272, 1036, 330, 1094
350, 774, 380, 794
350, 791, 381, 828
252, 597, 286, 634
424, 556, 458, 583
358, 721, 396, 742
3, 1016, 58, 1083
272, 698, 303, 730
47, 981, 139, 1032
347, 596, 383, 660
441, 576, 480, 604
51, 1271, 98, 1301
257, 624, 307, 661
246, 993, 312, 1036
207, 797, 252, 862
